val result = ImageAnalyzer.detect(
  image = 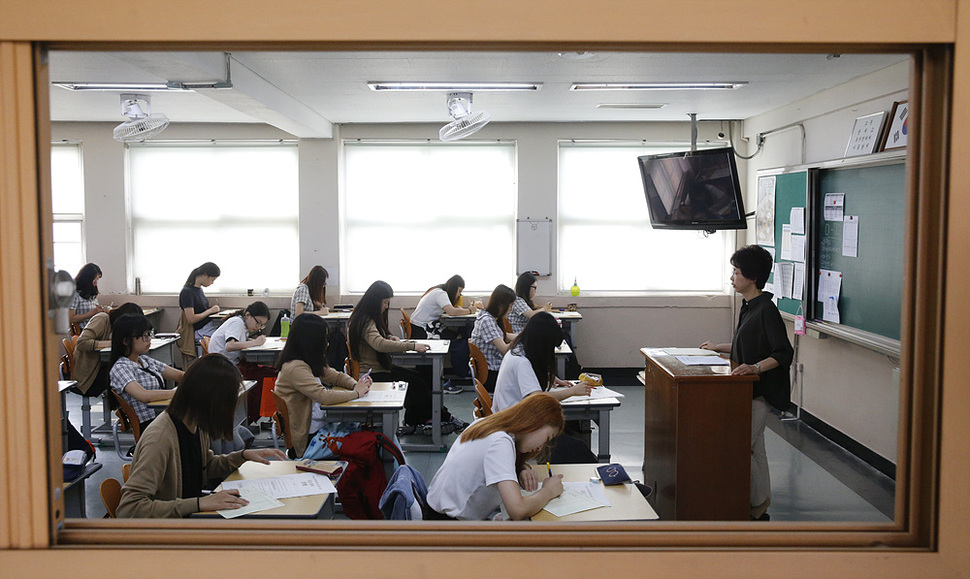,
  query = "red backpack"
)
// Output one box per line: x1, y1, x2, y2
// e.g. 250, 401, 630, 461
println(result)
333, 431, 406, 520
